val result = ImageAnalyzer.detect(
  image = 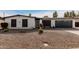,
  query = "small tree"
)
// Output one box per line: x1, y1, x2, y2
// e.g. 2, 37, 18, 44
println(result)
1, 22, 8, 30
70, 11, 76, 18
70, 11, 72, 18
64, 12, 67, 17
64, 11, 70, 18
53, 11, 58, 18
72, 11, 76, 17
66, 11, 70, 17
